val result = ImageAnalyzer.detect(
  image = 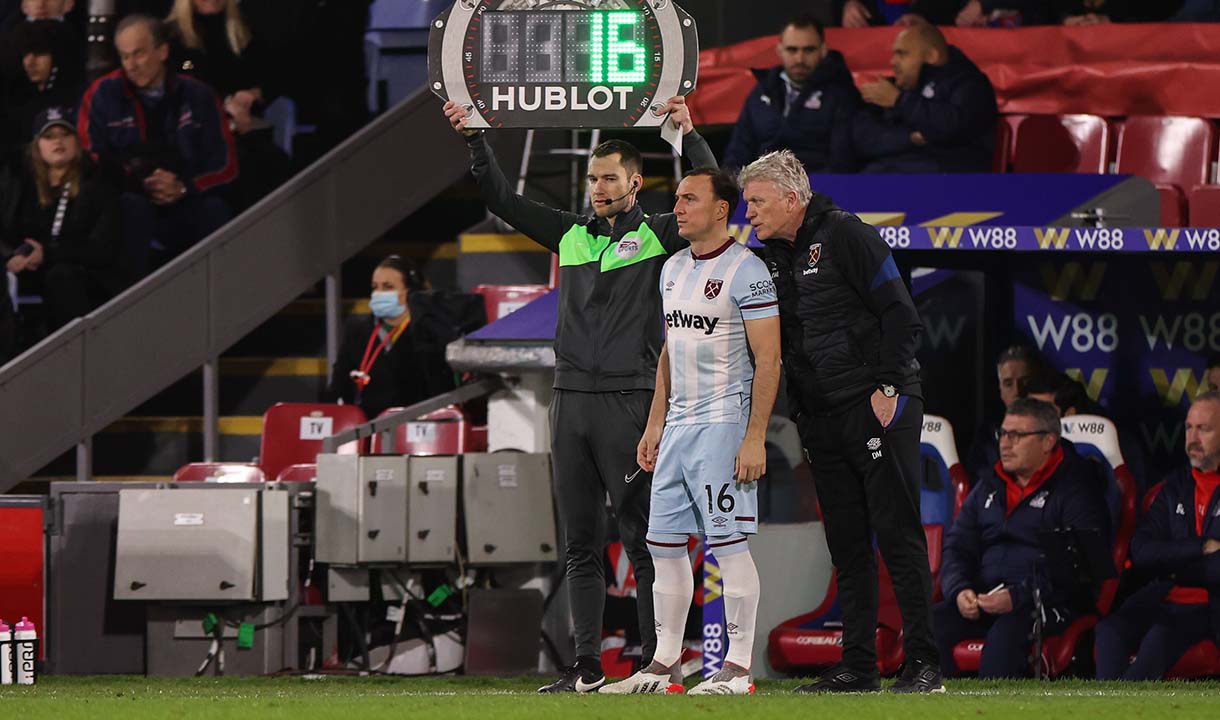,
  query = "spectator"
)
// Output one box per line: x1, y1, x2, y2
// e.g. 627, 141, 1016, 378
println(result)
2, 20, 85, 153
1095, 391, 1220, 680
1, 107, 120, 333
1032, 372, 1153, 495
241, 0, 372, 159
164, 0, 292, 209
935, 398, 1111, 678
838, 0, 1054, 26
852, 20, 998, 173
965, 345, 1044, 482
328, 256, 458, 420
1, 1, 85, 95
723, 15, 859, 173
1171, 0, 1220, 20
1205, 354, 1220, 394
1054, 0, 1179, 23
79, 13, 236, 282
